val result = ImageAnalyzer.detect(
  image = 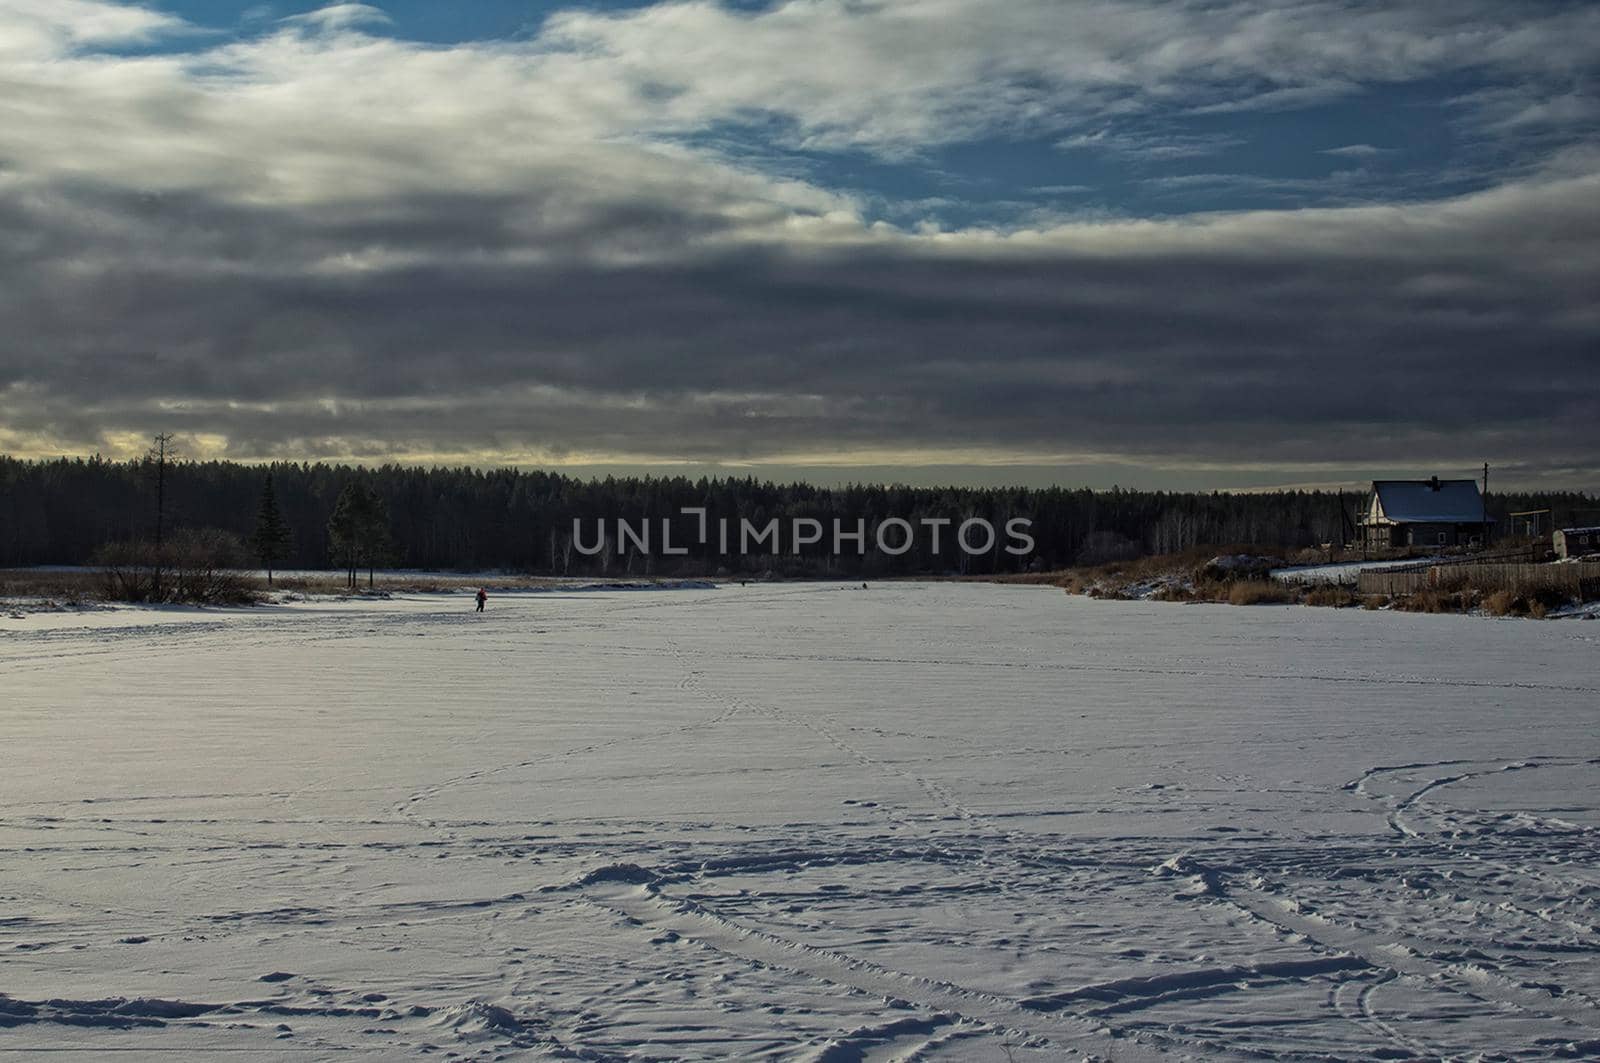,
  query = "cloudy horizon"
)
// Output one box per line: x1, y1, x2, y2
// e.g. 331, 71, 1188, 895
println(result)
1, 0, 1596, 490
